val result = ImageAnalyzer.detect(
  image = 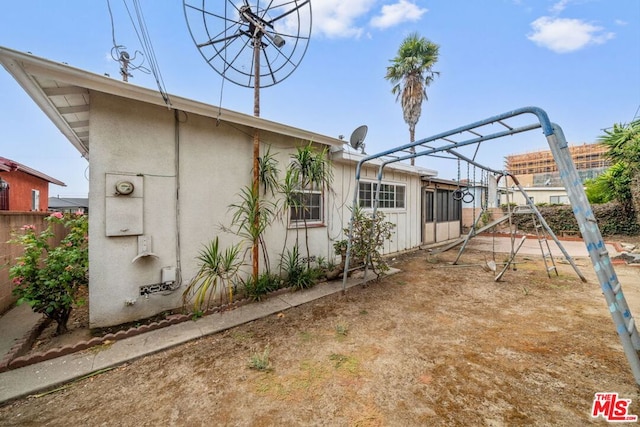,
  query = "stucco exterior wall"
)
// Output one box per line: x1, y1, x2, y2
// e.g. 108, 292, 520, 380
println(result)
87, 92, 428, 328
